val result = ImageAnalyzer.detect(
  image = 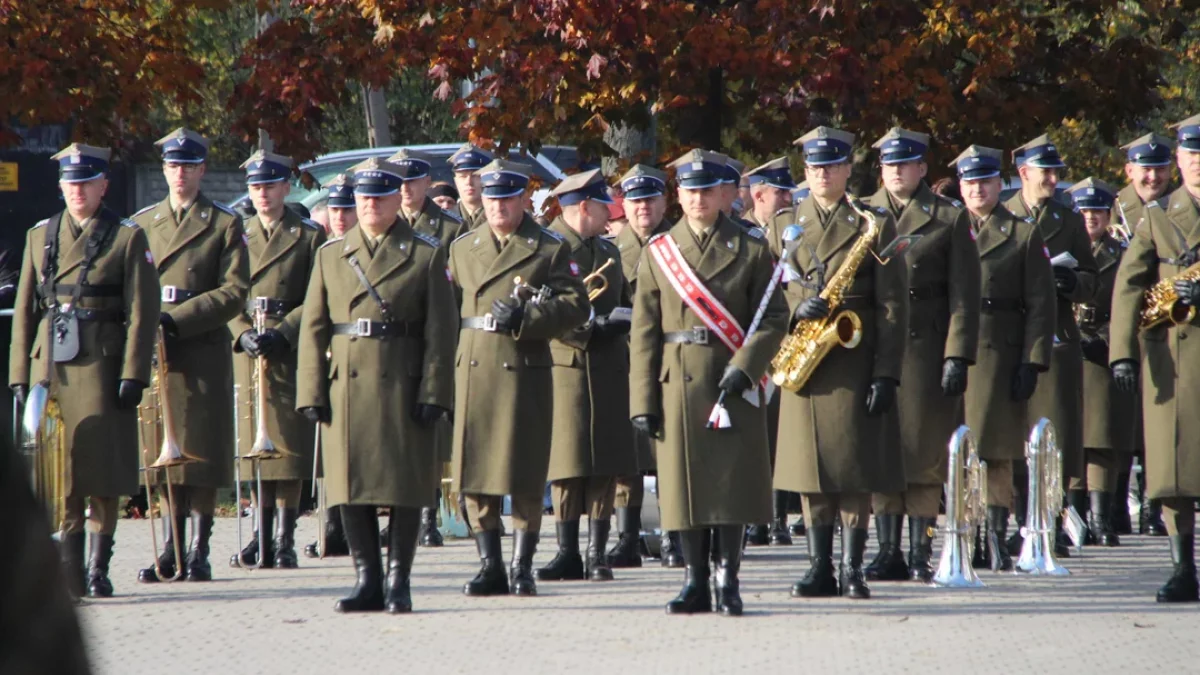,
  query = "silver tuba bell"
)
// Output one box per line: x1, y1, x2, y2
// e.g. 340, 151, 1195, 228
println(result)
933, 425, 988, 588
1015, 418, 1069, 575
